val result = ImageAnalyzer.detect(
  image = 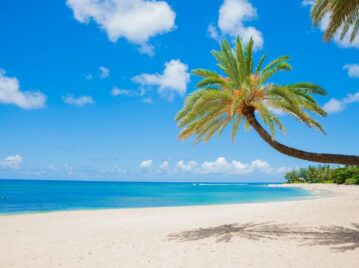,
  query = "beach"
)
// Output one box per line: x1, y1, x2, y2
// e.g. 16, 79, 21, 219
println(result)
0, 184, 358, 268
